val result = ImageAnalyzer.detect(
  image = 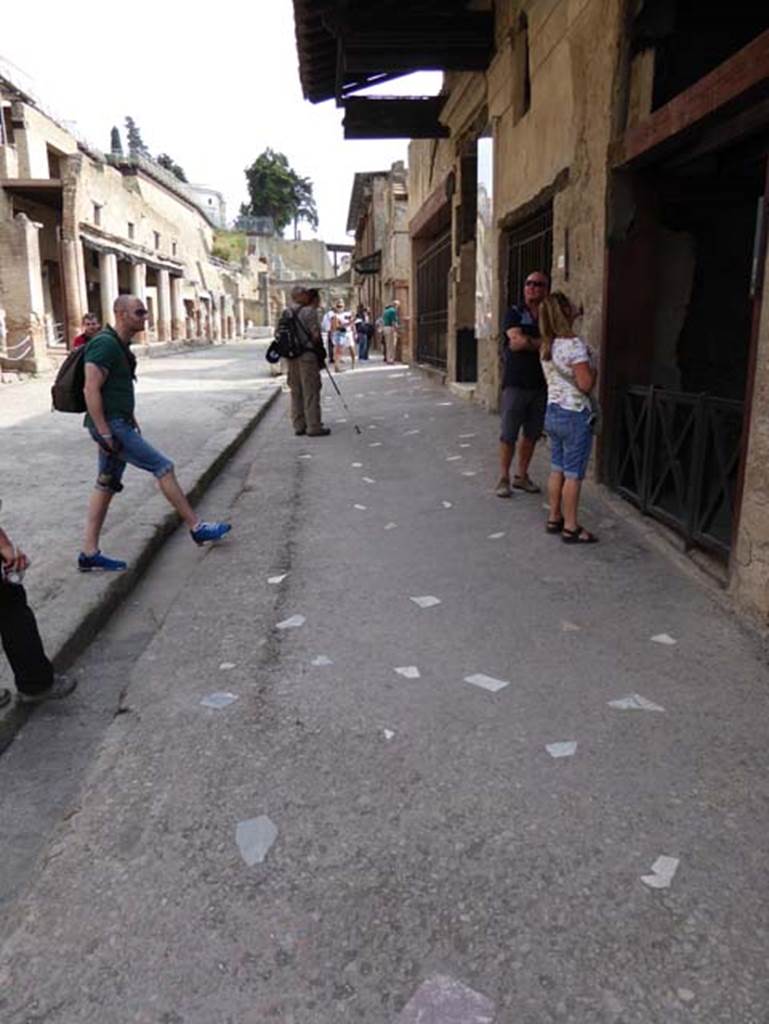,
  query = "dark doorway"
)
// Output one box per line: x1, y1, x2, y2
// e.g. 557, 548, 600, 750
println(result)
415, 228, 451, 369
631, 2, 769, 112
607, 136, 767, 559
